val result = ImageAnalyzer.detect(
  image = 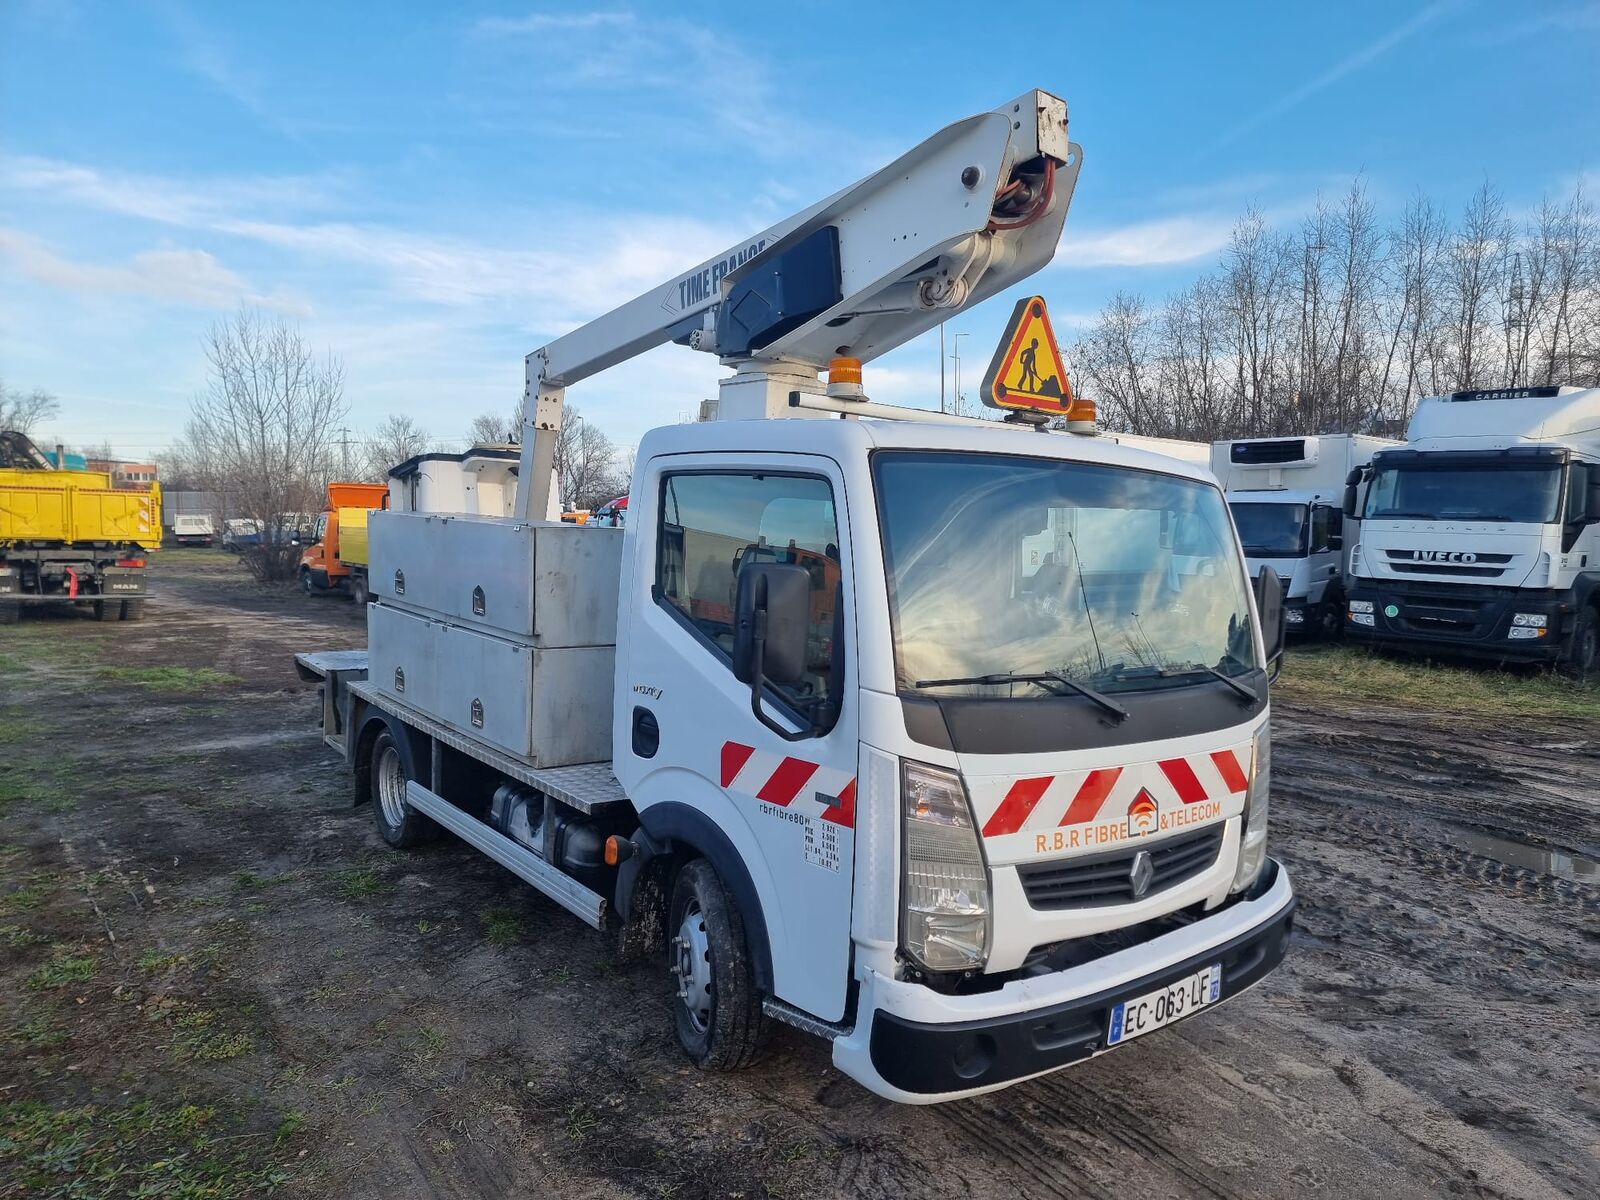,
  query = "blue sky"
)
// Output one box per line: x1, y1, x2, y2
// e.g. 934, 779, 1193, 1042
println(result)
2, 0, 1597, 459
